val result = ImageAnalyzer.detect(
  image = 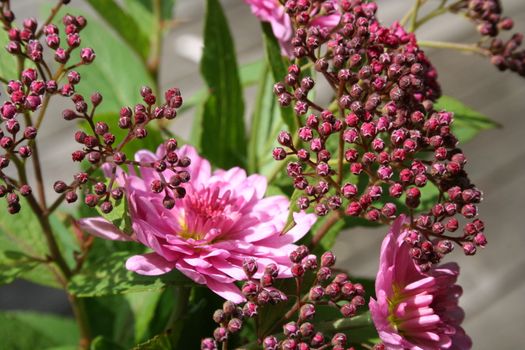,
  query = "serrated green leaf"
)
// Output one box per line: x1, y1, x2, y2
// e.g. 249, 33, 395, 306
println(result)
96, 197, 132, 234
261, 22, 296, 134
85, 0, 151, 61
0, 199, 66, 288
0, 311, 79, 349
0, 251, 38, 285
199, 0, 246, 169
68, 252, 193, 297
435, 95, 500, 143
